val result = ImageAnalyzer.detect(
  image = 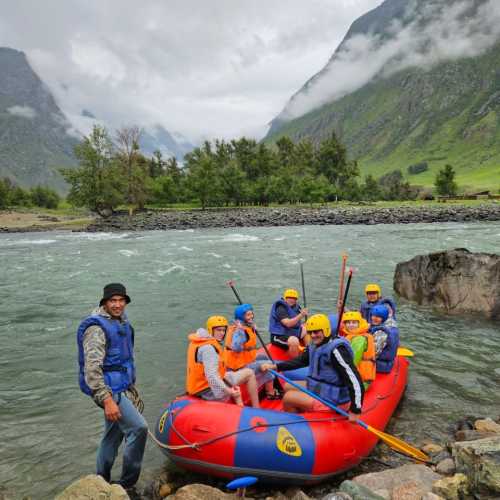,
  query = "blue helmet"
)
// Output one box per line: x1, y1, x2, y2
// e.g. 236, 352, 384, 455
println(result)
371, 304, 389, 322
234, 303, 253, 321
